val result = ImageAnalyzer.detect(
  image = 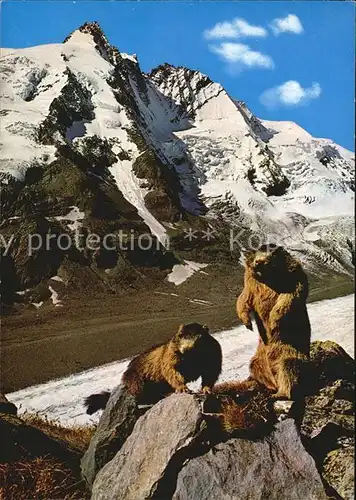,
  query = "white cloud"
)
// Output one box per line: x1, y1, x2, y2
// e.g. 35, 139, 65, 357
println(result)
204, 18, 268, 40
270, 14, 304, 35
260, 80, 321, 108
210, 43, 274, 70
